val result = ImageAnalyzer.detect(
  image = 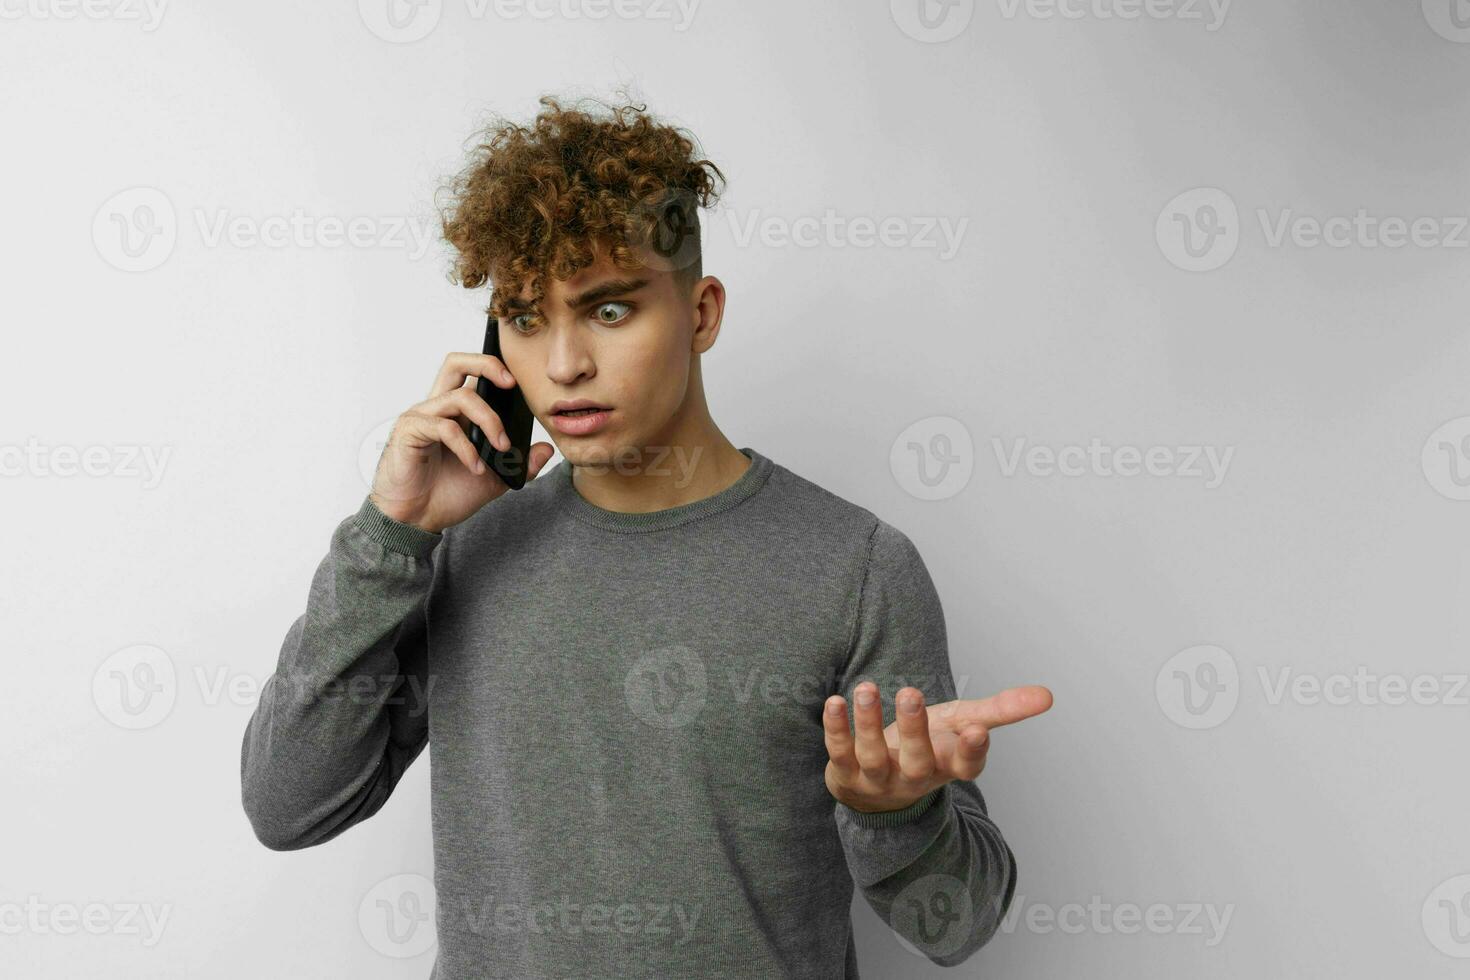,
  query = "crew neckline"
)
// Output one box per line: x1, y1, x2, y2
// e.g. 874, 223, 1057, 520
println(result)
552, 446, 774, 533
